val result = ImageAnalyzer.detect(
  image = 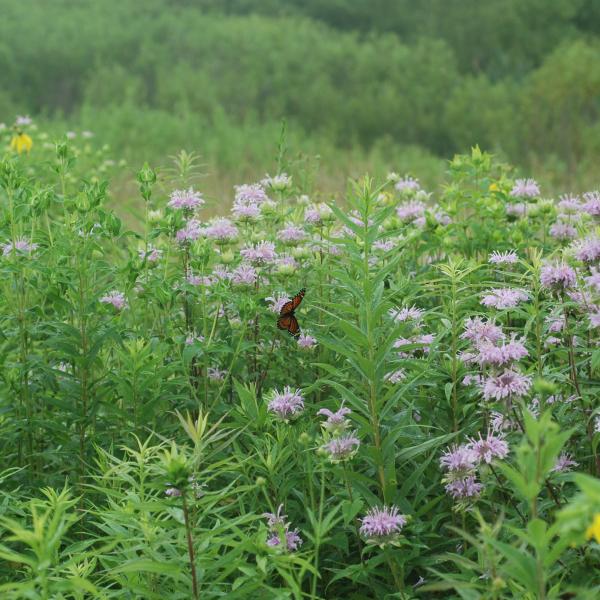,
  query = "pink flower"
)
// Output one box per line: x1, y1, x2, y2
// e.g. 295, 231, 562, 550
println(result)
585, 267, 600, 293
540, 262, 577, 291
389, 305, 424, 323
266, 293, 291, 314
396, 200, 426, 223
461, 317, 505, 344
489, 250, 518, 264
297, 332, 317, 349
322, 433, 360, 462
176, 219, 202, 243
550, 222, 577, 240
395, 176, 421, 192
474, 335, 528, 367
482, 369, 532, 401
100, 291, 127, 310
204, 218, 238, 242
2, 238, 38, 256
240, 241, 277, 264
445, 476, 483, 499
231, 201, 261, 221
235, 183, 269, 205
440, 445, 478, 473
359, 506, 407, 544
467, 433, 509, 464
231, 264, 257, 286
168, 187, 204, 211
481, 288, 528, 309
551, 453, 579, 473
510, 178, 539, 198
139, 246, 162, 262
277, 224, 305, 243
317, 406, 351, 433
268, 386, 304, 420
557, 194, 582, 213
571, 235, 600, 263
582, 191, 600, 216
385, 369, 406, 384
